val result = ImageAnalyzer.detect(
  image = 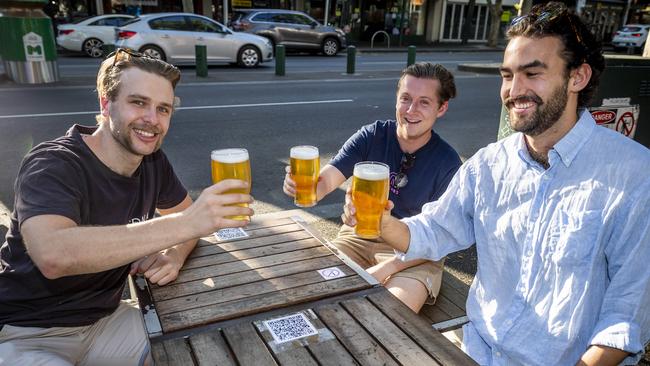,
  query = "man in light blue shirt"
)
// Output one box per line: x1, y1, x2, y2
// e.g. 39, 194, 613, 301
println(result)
341, 2, 649, 365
